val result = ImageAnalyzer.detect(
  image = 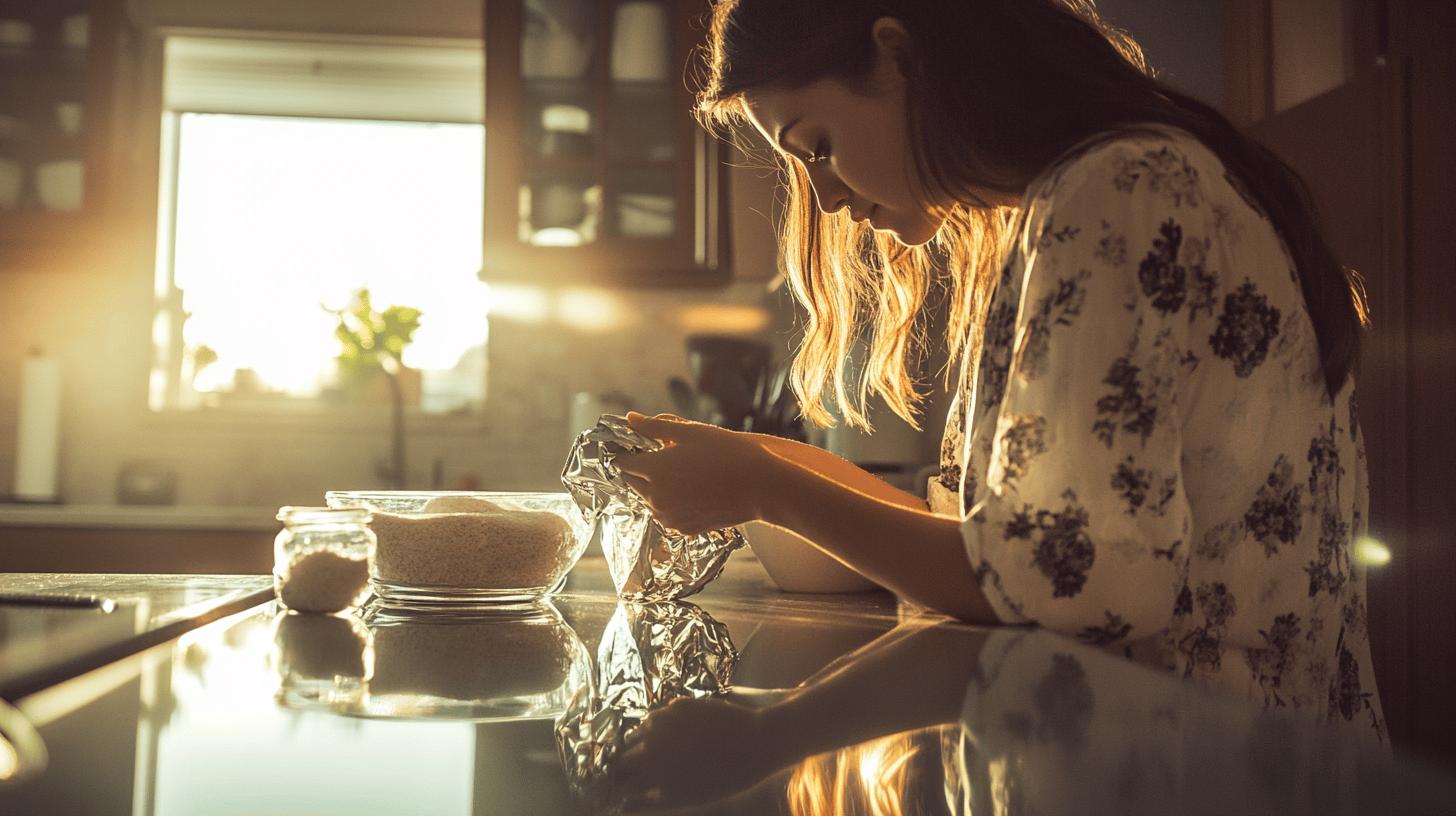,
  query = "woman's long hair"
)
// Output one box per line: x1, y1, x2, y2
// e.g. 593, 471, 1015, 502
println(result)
695, 0, 1366, 429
